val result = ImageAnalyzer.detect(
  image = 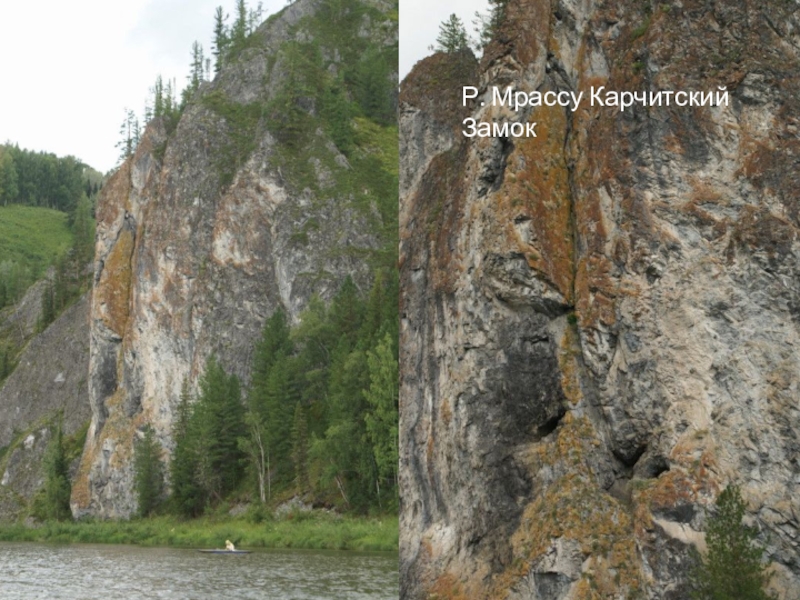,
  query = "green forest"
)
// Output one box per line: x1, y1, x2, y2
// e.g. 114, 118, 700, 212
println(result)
159, 271, 398, 519
0, 146, 99, 310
